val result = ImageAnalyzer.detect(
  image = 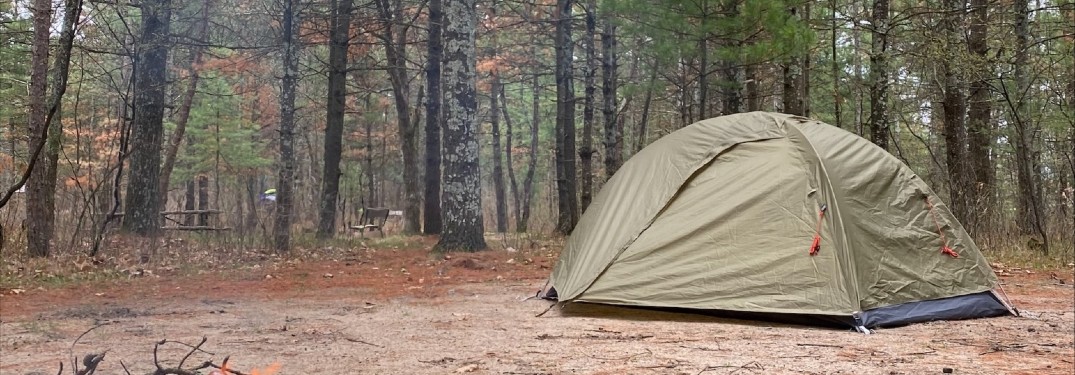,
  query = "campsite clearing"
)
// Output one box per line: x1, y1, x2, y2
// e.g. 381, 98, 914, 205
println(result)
1, 247, 1072, 374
